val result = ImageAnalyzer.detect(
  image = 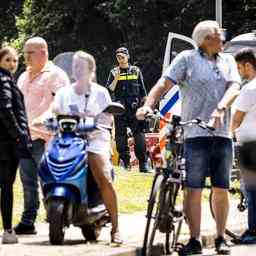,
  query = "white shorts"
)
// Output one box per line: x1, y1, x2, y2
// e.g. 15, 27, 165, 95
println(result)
87, 130, 112, 181
87, 130, 111, 156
